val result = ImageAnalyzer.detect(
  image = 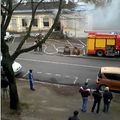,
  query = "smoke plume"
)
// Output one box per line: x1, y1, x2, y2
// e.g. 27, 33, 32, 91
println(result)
92, 0, 120, 32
